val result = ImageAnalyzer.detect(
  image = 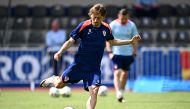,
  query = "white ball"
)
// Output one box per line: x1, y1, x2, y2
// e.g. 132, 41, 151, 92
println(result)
59, 86, 71, 97
64, 107, 74, 109
98, 85, 108, 96
49, 87, 60, 97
